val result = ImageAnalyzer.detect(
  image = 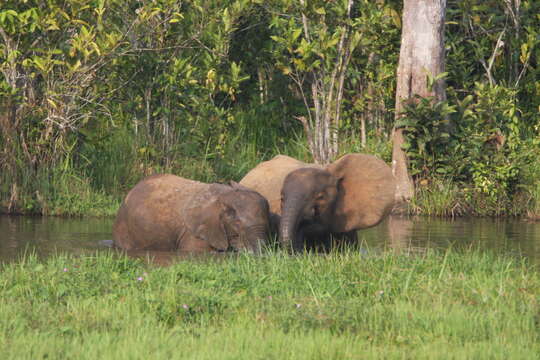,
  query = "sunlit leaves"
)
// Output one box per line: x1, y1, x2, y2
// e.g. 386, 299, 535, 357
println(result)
69, 26, 102, 60
169, 12, 184, 24
0, 10, 20, 31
